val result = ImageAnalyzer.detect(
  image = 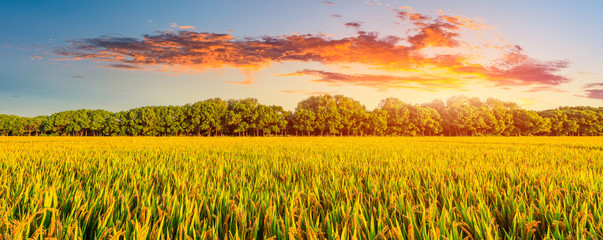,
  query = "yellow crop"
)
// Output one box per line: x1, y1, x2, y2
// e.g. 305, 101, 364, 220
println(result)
0, 137, 602, 239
